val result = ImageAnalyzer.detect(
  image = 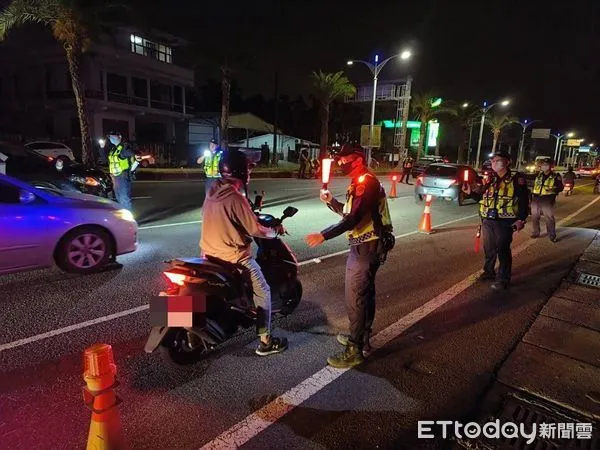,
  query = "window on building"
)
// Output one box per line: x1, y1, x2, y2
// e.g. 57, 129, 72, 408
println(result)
106, 73, 127, 95
130, 34, 172, 64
